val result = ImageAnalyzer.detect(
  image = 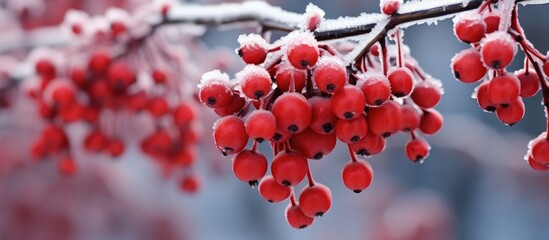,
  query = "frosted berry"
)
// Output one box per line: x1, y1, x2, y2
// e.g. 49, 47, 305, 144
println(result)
274, 64, 306, 92
380, 0, 402, 15
309, 96, 338, 134
387, 67, 414, 97
515, 69, 540, 98
530, 133, 549, 164
496, 98, 525, 126
483, 11, 501, 34
245, 110, 276, 143
480, 32, 517, 69
360, 75, 391, 106
335, 114, 368, 143
272, 92, 312, 133
331, 85, 366, 120
238, 65, 272, 100
453, 12, 486, 43
474, 81, 497, 112
451, 48, 487, 83
399, 104, 421, 132
313, 57, 347, 94
405, 138, 431, 162
367, 100, 401, 137
419, 109, 443, 135
237, 34, 269, 65
488, 73, 520, 107
285, 31, 319, 69
411, 80, 442, 108
213, 116, 249, 155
